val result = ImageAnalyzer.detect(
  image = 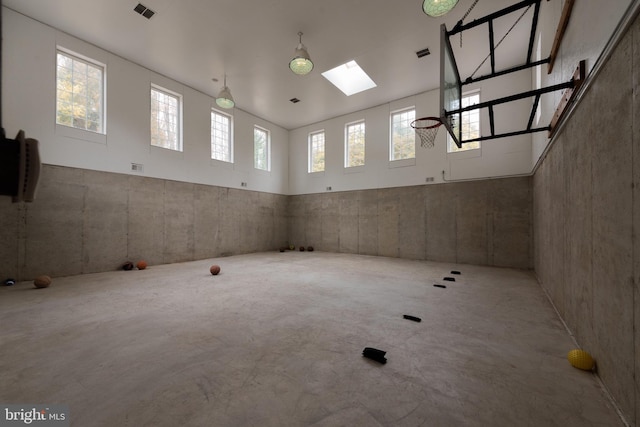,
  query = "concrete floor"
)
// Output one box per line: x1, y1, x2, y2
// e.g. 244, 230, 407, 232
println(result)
0, 252, 622, 426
